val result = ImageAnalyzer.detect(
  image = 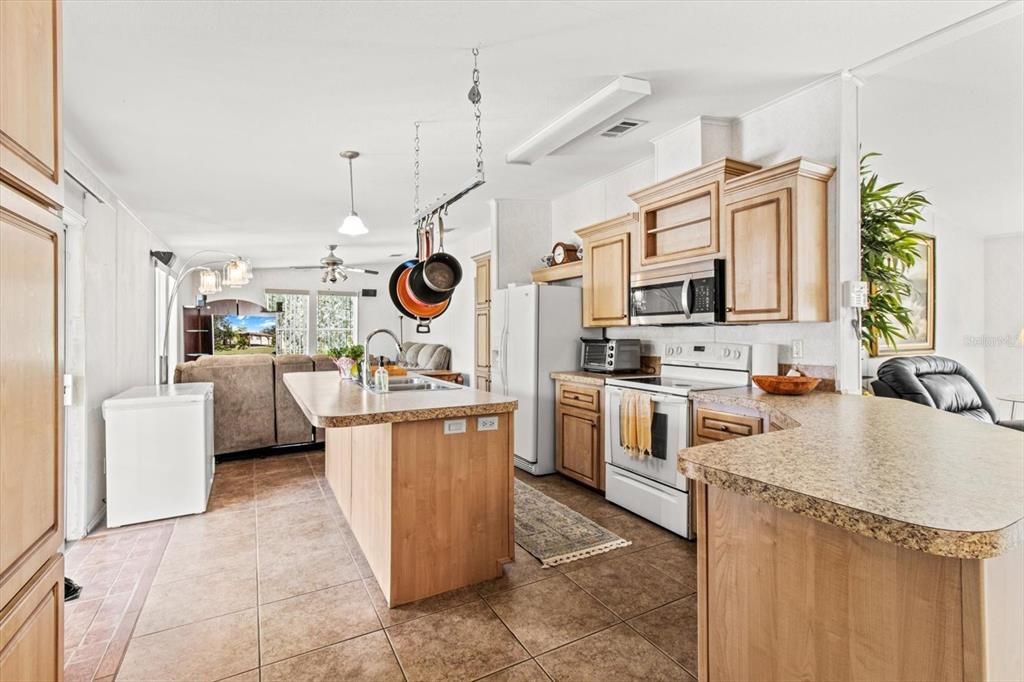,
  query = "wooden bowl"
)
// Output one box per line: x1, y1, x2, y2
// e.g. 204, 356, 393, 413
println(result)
752, 375, 821, 395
